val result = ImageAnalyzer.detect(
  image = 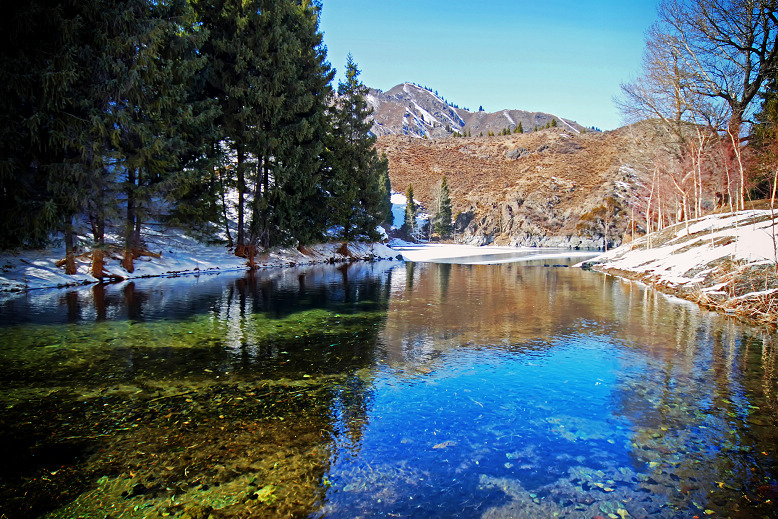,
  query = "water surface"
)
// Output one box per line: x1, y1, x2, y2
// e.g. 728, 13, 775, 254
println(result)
1, 257, 777, 518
